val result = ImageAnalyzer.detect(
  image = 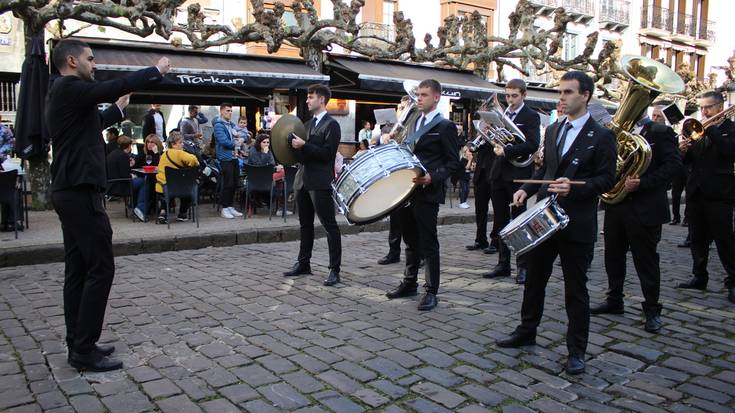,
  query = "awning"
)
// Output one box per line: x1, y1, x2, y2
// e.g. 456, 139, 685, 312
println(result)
58, 38, 328, 93
518, 86, 618, 113
328, 55, 503, 99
